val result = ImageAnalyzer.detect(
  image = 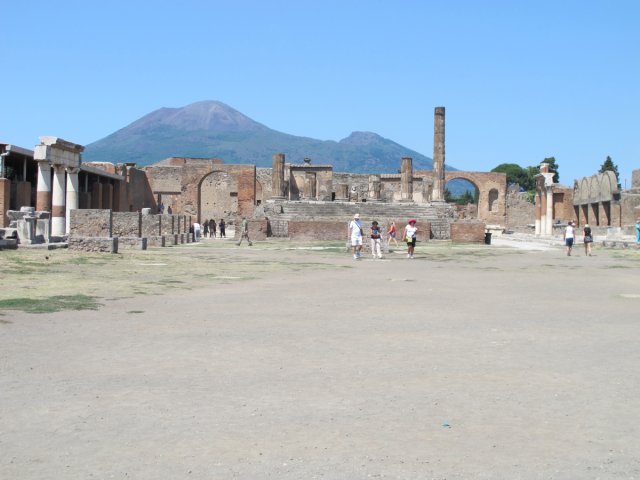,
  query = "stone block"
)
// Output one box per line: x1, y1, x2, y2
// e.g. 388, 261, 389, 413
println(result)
113, 211, 141, 237
147, 235, 166, 248
70, 209, 112, 237
450, 222, 486, 243
68, 236, 118, 253
118, 237, 147, 250
142, 213, 161, 237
